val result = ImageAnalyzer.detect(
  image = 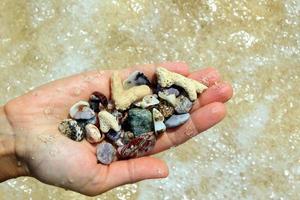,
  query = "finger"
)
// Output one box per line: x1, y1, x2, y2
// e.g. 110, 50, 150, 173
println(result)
191, 82, 233, 112
150, 102, 226, 154
188, 67, 221, 87
97, 157, 168, 194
